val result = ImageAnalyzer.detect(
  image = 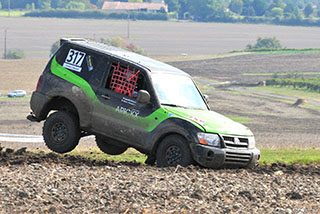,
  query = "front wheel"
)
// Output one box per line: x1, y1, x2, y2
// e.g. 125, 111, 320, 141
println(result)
43, 111, 80, 153
156, 135, 193, 167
